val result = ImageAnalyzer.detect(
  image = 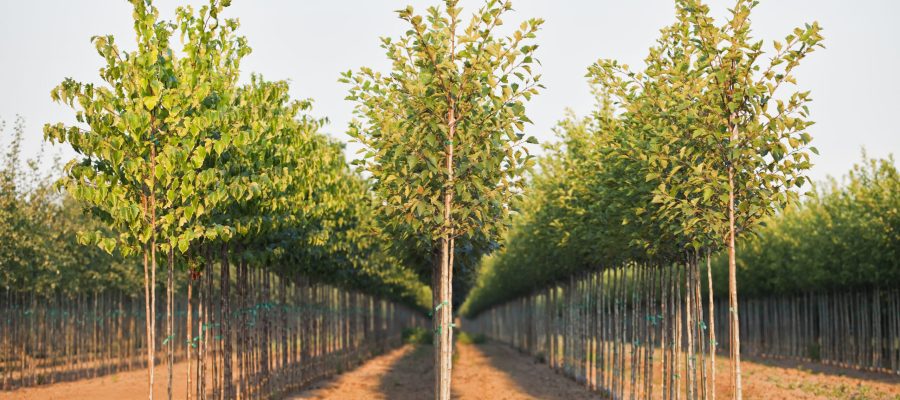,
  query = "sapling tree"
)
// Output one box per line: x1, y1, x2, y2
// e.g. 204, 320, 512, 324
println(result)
677, 3, 822, 398
44, 2, 174, 395
45, 0, 249, 398
343, 0, 542, 397
590, 1, 823, 397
